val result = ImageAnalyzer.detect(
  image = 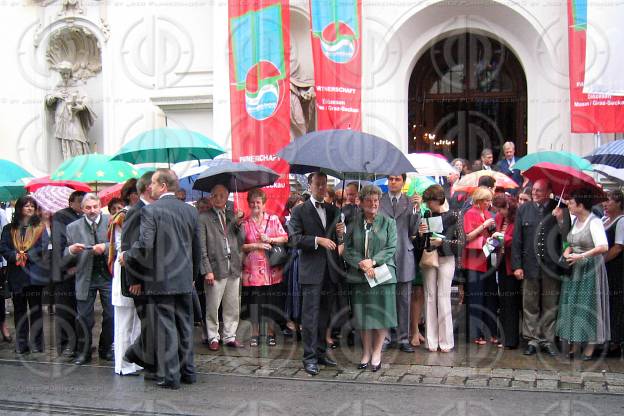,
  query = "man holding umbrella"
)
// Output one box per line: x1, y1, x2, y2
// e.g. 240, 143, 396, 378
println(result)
289, 172, 345, 375
511, 179, 571, 356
